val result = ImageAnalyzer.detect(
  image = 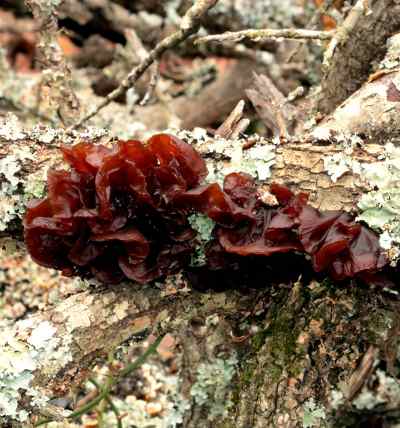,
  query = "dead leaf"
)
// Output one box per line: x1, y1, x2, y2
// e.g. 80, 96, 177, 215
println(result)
387, 81, 400, 102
